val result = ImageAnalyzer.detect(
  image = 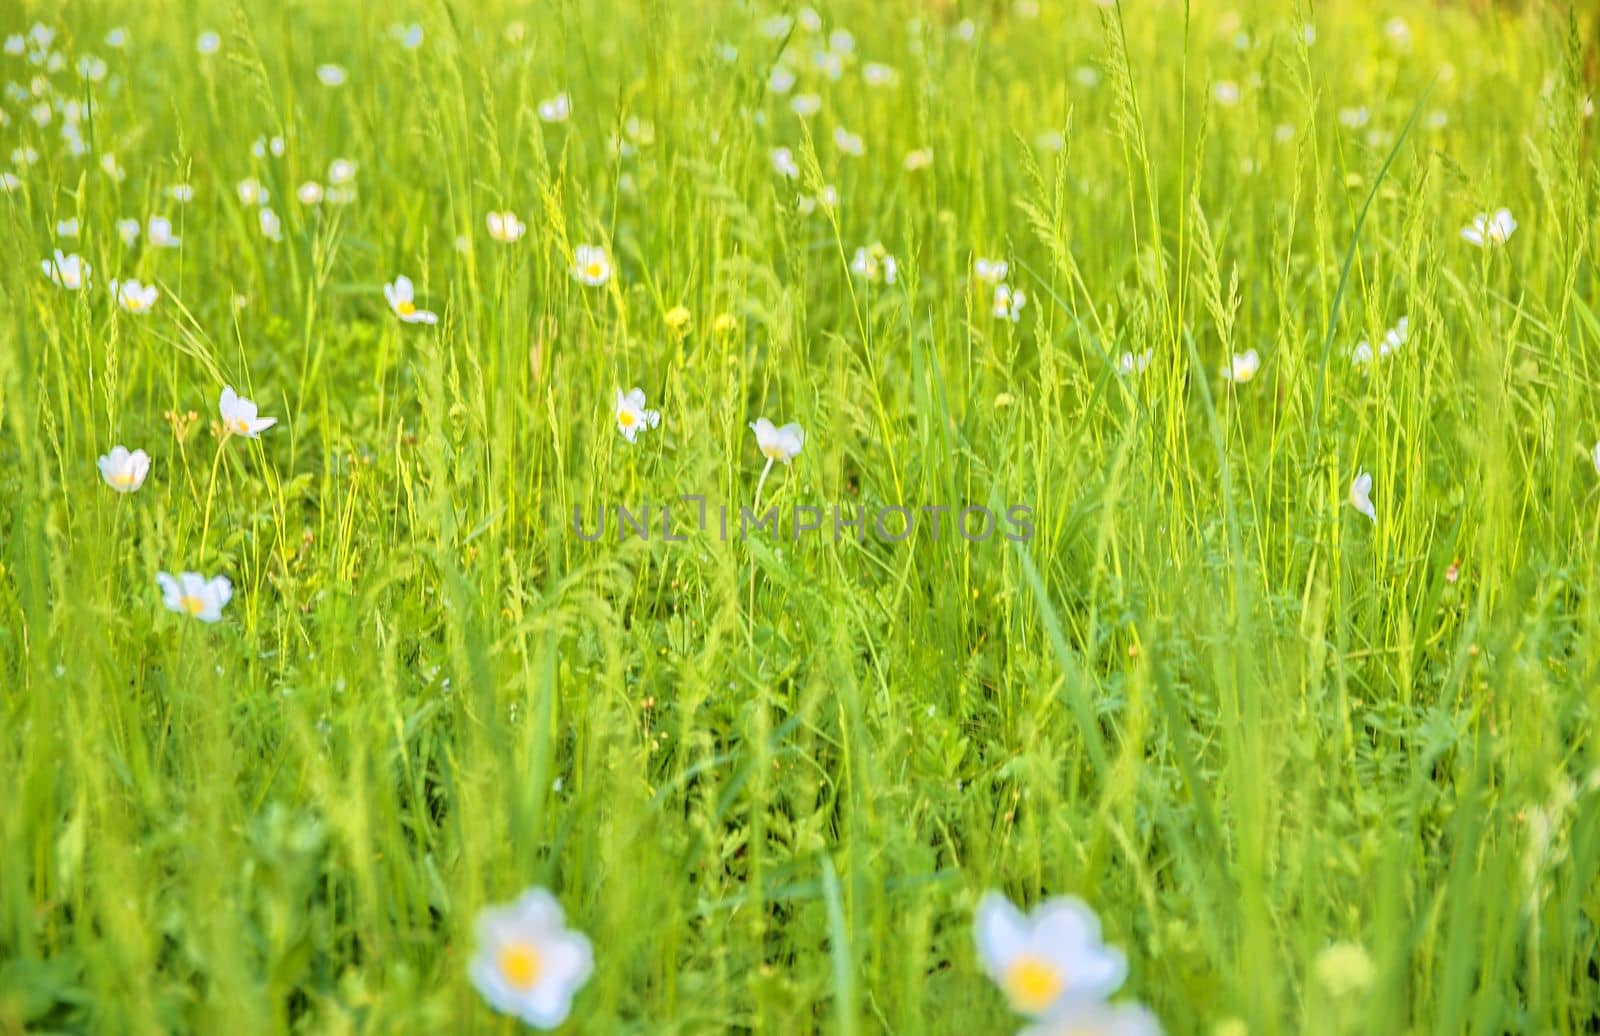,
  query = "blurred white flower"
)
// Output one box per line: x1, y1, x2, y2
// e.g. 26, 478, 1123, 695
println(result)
468, 889, 594, 1030
1118, 350, 1153, 377
1380, 316, 1409, 357
316, 64, 347, 87
614, 388, 661, 443
974, 258, 1009, 286
974, 891, 1129, 1019
56, 217, 79, 239
1213, 81, 1241, 106
571, 245, 612, 287
106, 28, 128, 48
116, 219, 141, 246
328, 158, 357, 185
1384, 17, 1412, 50
109, 278, 159, 314
77, 55, 108, 82
237, 177, 269, 206
392, 23, 424, 50
252, 135, 286, 159
0, 172, 20, 194
157, 571, 232, 622
537, 92, 571, 123
258, 208, 283, 242
994, 284, 1026, 322
98, 445, 150, 493
903, 147, 933, 171
759, 15, 793, 39
1018, 1003, 1162, 1036
850, 244, 897, 284
1461, 209, 1516, 247
771, 146, 800, 179
768, 65, 796, 94
42, 250, 90, 290
219, 385, 277, 437
790, 93, 822, 117
487, 210, 526, 243
1338, 107, 1370, 128
197, 31, 221, 55
750, 417, 804, 464
1349, 470, 1376, 522
384, 275, 439, 324
863, 63, 897, 87
148, 217, 181, 248
833, 127, 864, 156
168, 184, 196, 204
1593, 439, 1600, 476
1224, 349, 1261, 383
828, 28, 855, 55
296, 181, 324, 205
